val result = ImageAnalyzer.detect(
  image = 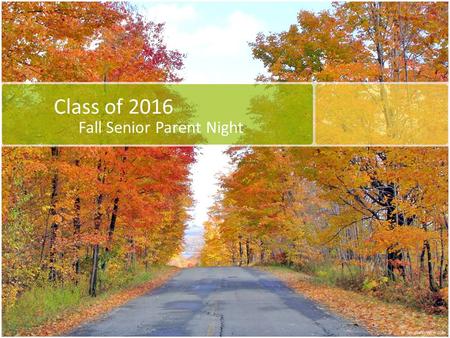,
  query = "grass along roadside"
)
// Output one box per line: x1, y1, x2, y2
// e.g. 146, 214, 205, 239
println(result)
2, 265, 179, 336
259, 266, 448, 336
